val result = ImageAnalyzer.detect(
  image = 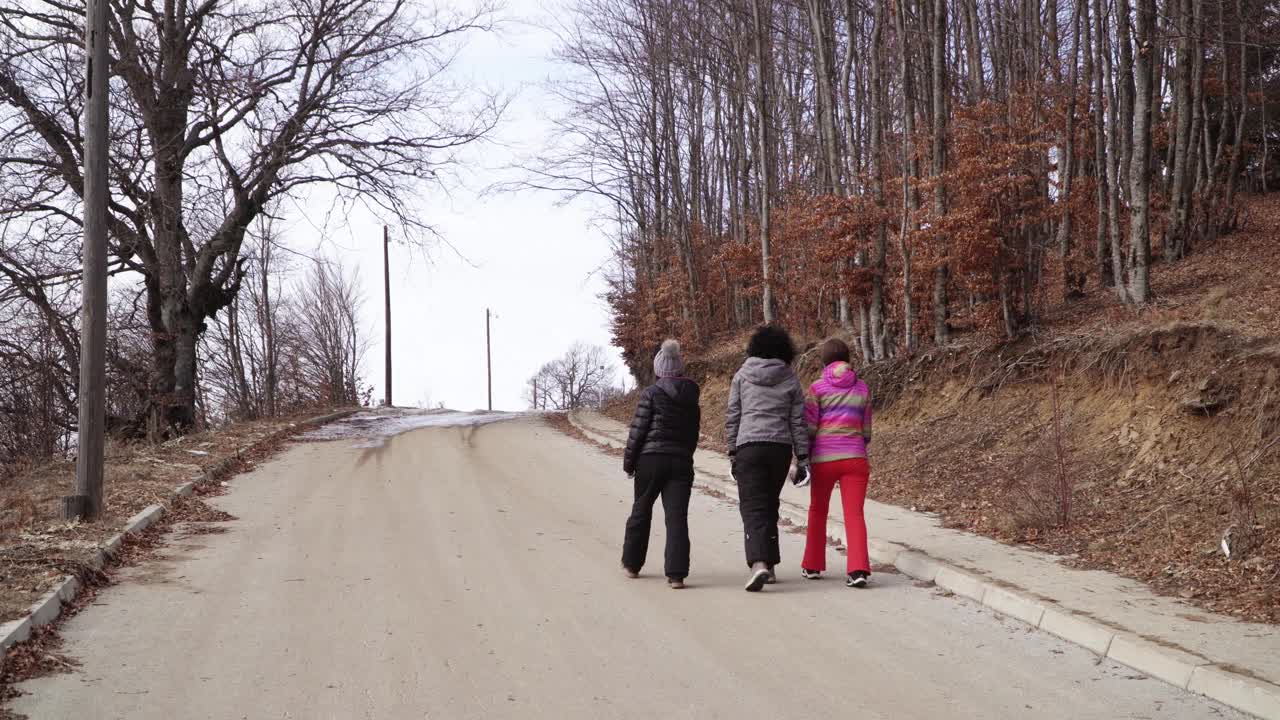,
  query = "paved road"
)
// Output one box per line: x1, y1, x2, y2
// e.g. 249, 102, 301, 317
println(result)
12, 417, 1245, 719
